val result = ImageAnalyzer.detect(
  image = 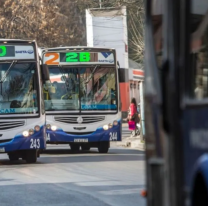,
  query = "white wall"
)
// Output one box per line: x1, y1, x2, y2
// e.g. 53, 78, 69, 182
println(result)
86, 7, 129, 69
129, 67, 133, 80
122, 6, 128, 68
